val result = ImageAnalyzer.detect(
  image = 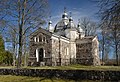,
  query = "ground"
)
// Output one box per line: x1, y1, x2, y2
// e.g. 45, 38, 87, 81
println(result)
25, 65, 120, 71
0, 65, 119, 82
0, 65, 120, 71
0, 75, 69, 82
0, 75, 103, 82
